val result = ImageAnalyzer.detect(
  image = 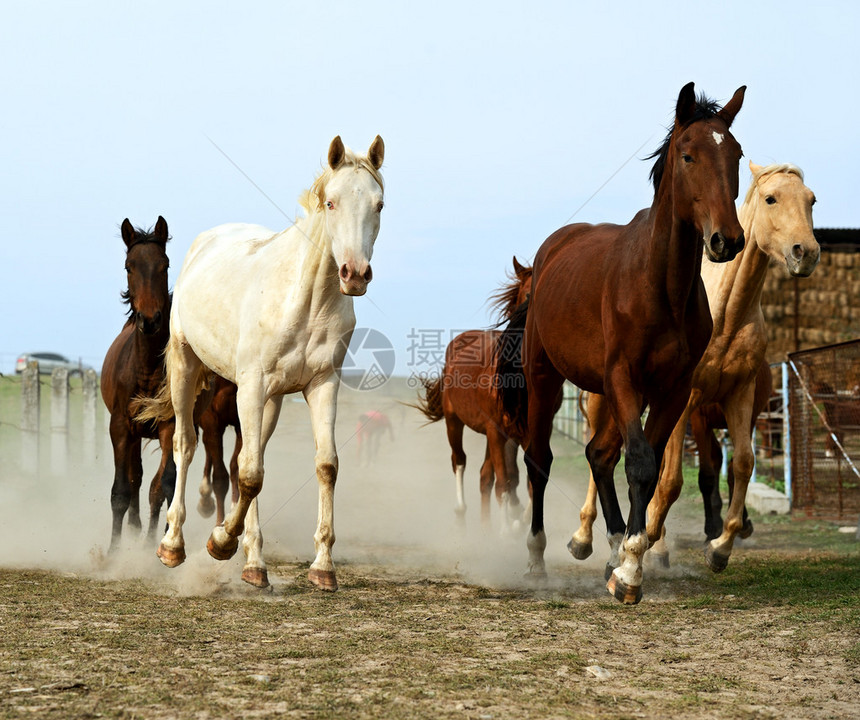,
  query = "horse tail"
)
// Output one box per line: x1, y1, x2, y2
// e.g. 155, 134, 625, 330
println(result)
494, 298, 529, 437
408, 376, 445, 424
132, 342, 211, 425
